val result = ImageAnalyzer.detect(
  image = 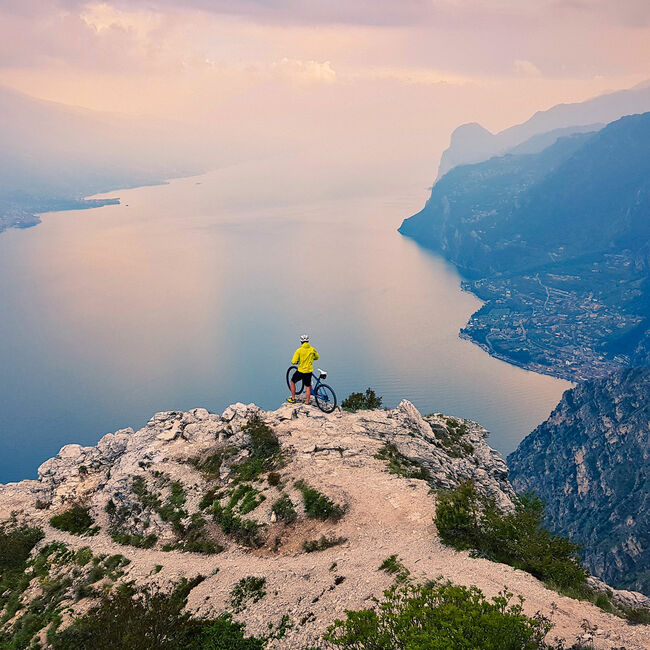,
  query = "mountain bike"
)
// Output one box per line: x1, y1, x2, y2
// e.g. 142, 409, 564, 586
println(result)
286, 366, 337, 413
